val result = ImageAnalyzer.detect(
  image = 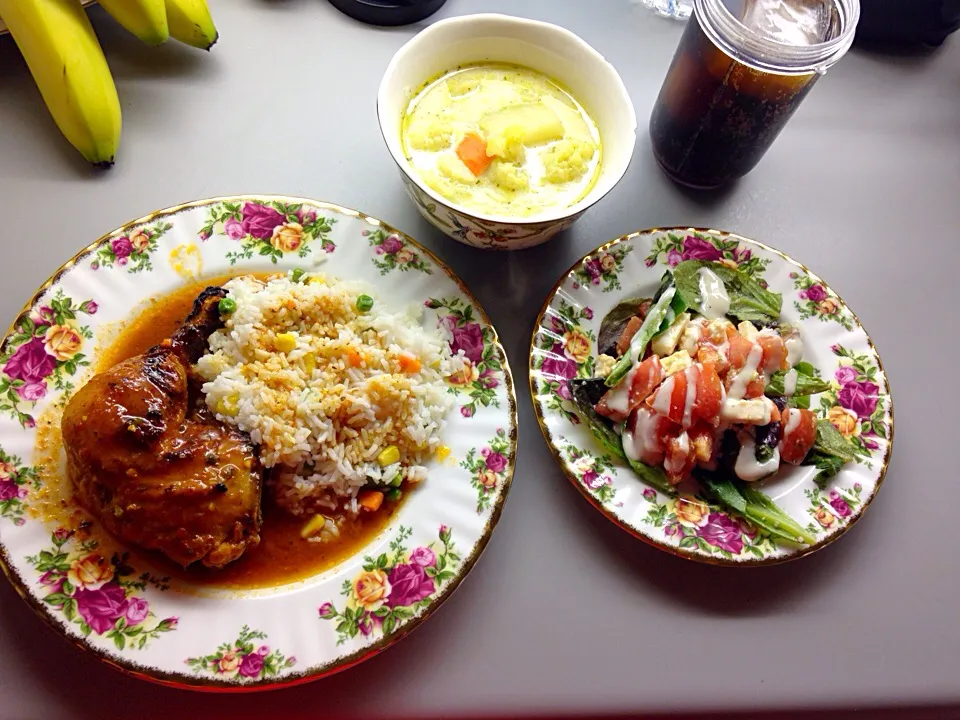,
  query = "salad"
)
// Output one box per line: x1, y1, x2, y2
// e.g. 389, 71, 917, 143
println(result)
570, 259, 858, 547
